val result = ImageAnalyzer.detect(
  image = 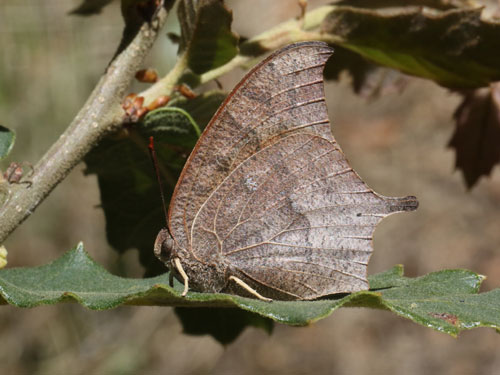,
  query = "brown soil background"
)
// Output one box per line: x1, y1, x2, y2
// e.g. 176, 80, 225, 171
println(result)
1, 1, 499, 374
